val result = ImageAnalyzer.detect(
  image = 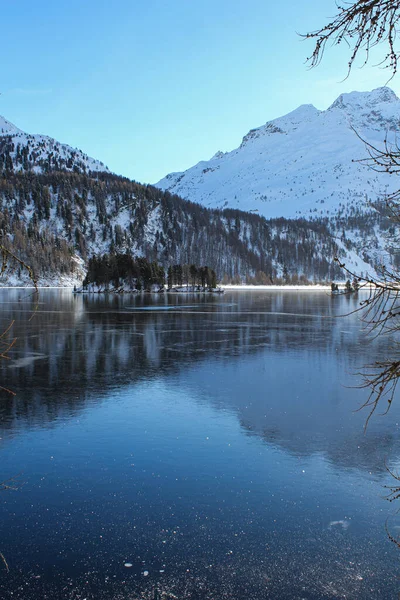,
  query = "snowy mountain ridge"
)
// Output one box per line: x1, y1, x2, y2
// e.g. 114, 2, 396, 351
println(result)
0, 115, 109, 174
155, 87, 400, 220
